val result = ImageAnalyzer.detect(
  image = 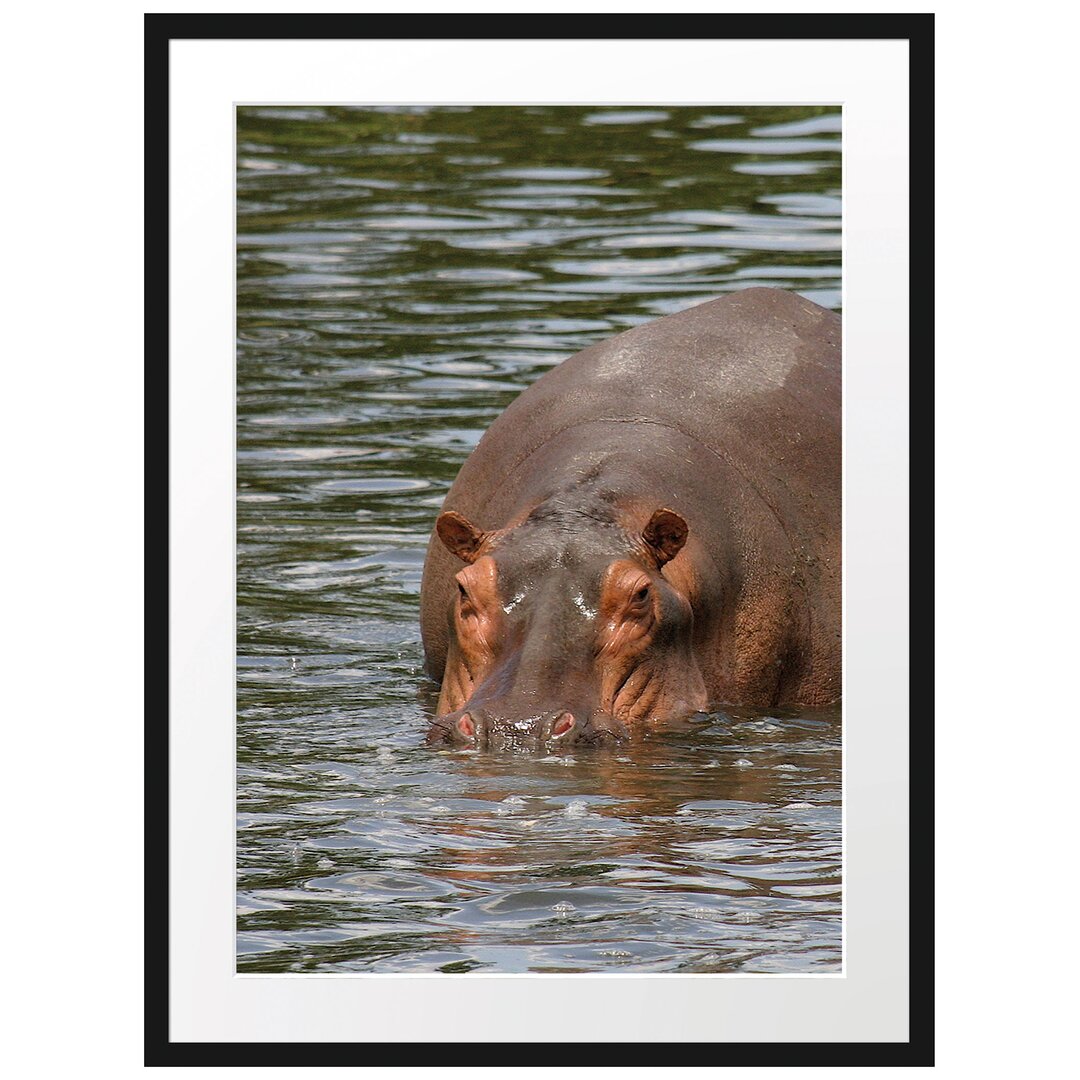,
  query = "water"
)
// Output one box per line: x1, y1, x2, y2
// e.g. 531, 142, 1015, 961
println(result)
237, 105, 842, 974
